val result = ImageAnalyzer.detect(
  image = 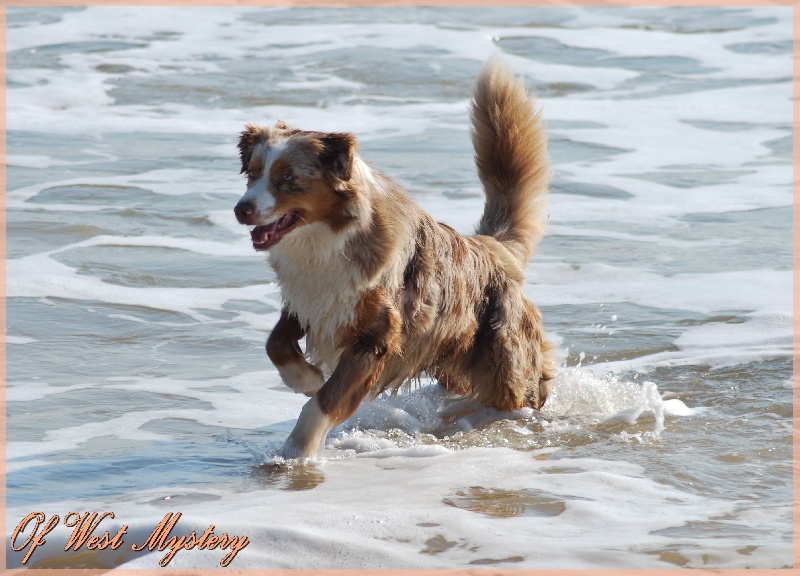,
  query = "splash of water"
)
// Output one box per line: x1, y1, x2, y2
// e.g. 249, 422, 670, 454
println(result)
226, 366, 696, 462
